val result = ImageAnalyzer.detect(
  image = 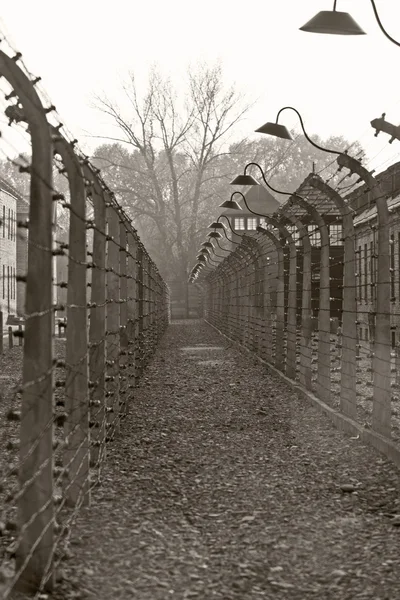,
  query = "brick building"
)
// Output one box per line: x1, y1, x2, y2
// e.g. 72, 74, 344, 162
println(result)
348, 161, 400, 346
16, 190, 29, 316
223, 176, 345, 327
0, 177, 18, 319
